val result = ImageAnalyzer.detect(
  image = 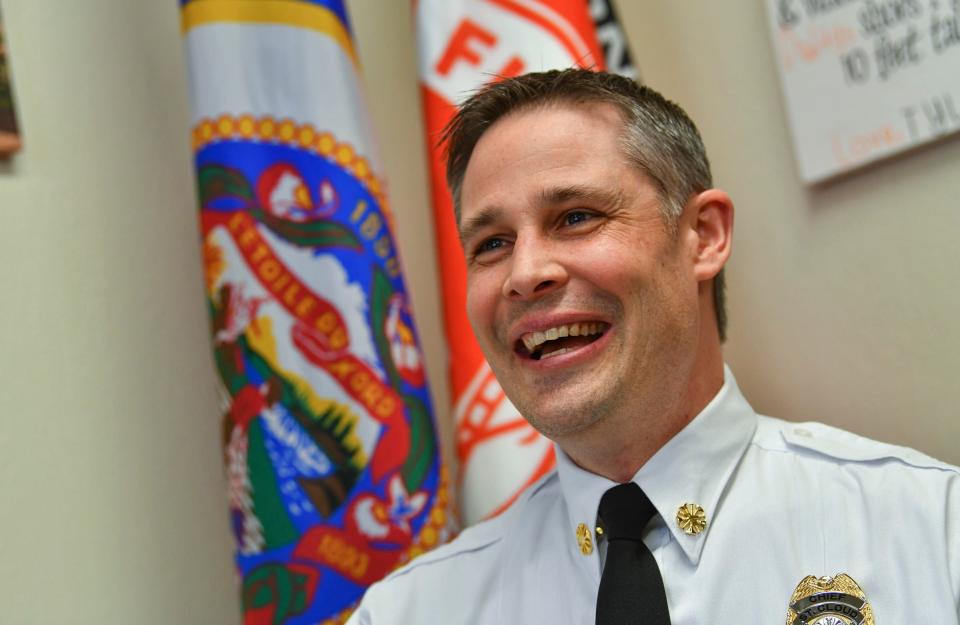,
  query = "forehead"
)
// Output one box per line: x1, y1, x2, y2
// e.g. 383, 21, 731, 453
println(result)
459, 102, 628, 219
470, 101, 626, 168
